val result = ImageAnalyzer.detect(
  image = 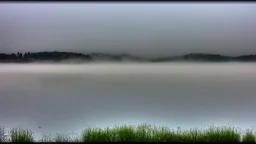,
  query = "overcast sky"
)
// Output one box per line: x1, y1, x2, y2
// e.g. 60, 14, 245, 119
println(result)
0, 3, 255, 57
